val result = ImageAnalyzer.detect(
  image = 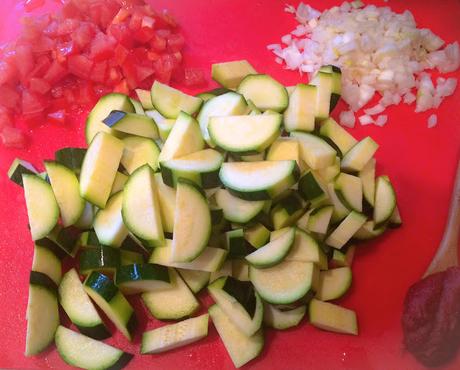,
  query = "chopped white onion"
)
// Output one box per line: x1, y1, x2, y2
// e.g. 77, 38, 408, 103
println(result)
359, 115, 374, 125
339, 110, 356, 128
427, 114, 438, 128
375, 115, 388, 127
270, 2, 460, 128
